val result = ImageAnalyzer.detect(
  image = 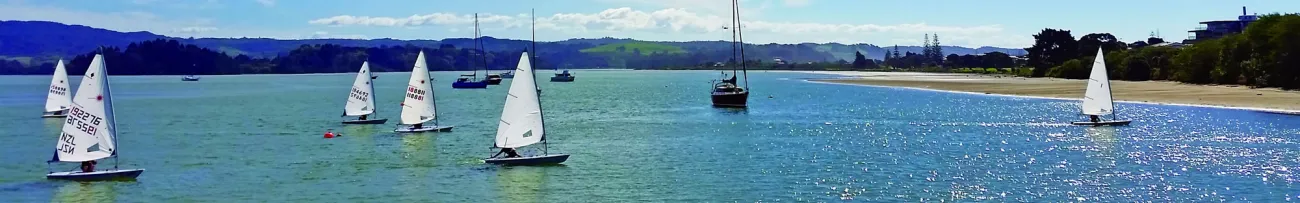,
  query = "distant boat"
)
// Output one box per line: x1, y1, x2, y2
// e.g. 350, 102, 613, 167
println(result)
500, 71, 515, 79
711, 0, 749, 108
181, 75, 200, 81
485, 74, 503, 85
341, 61, 387, 124
484, 52, 569, 165
1071, 48, 1131, 126
42, 60, 72, 118
395, 51, 453, 133
452, 13, 490, 89
549, 70, 574, 82
46, 54, 145, 181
